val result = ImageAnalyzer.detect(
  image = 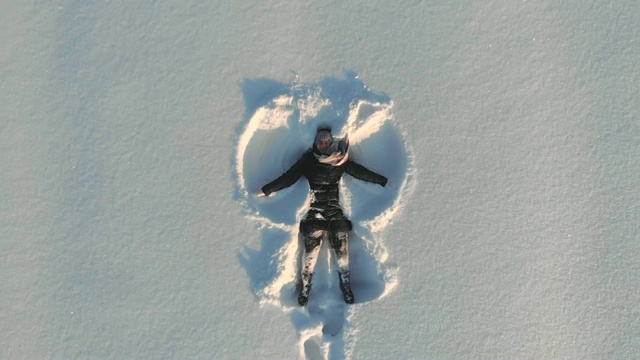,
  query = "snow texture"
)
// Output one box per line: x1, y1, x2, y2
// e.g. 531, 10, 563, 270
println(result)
2, 1, 639, 359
